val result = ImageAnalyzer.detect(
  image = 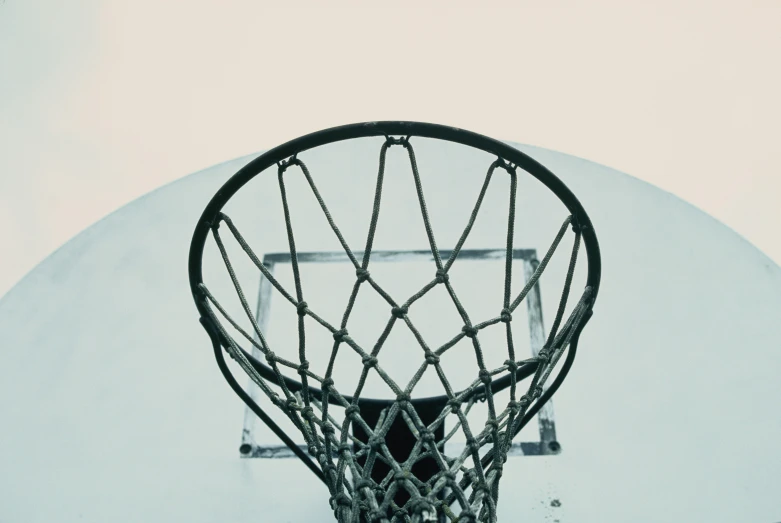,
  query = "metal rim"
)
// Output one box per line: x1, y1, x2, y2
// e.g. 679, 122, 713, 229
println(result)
189, 121, 601, 411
